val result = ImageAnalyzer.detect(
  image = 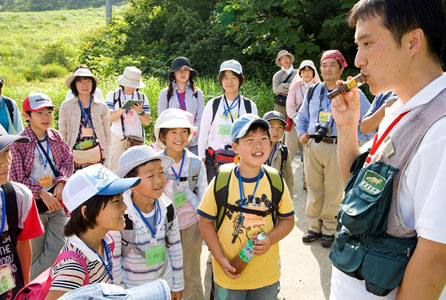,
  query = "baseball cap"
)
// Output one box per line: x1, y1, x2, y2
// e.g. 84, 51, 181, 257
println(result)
0, 124, 30, 152
231, 114, 270, 142
22, 93, 57, 112
154, 108, 197, 149
62, 164, 141, 213
115, 145, 174, 178
263, 111, 287, 126
219, 59, 243, 75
